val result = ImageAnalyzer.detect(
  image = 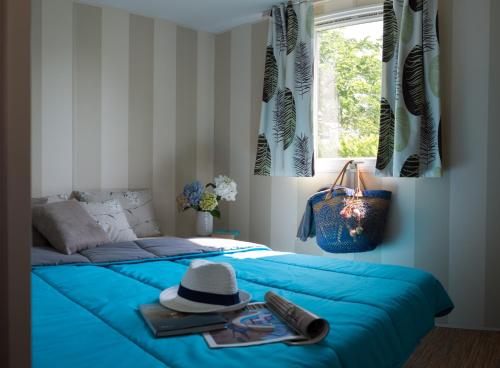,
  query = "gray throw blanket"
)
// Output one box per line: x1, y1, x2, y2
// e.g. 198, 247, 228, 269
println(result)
32, 236, 267, 266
